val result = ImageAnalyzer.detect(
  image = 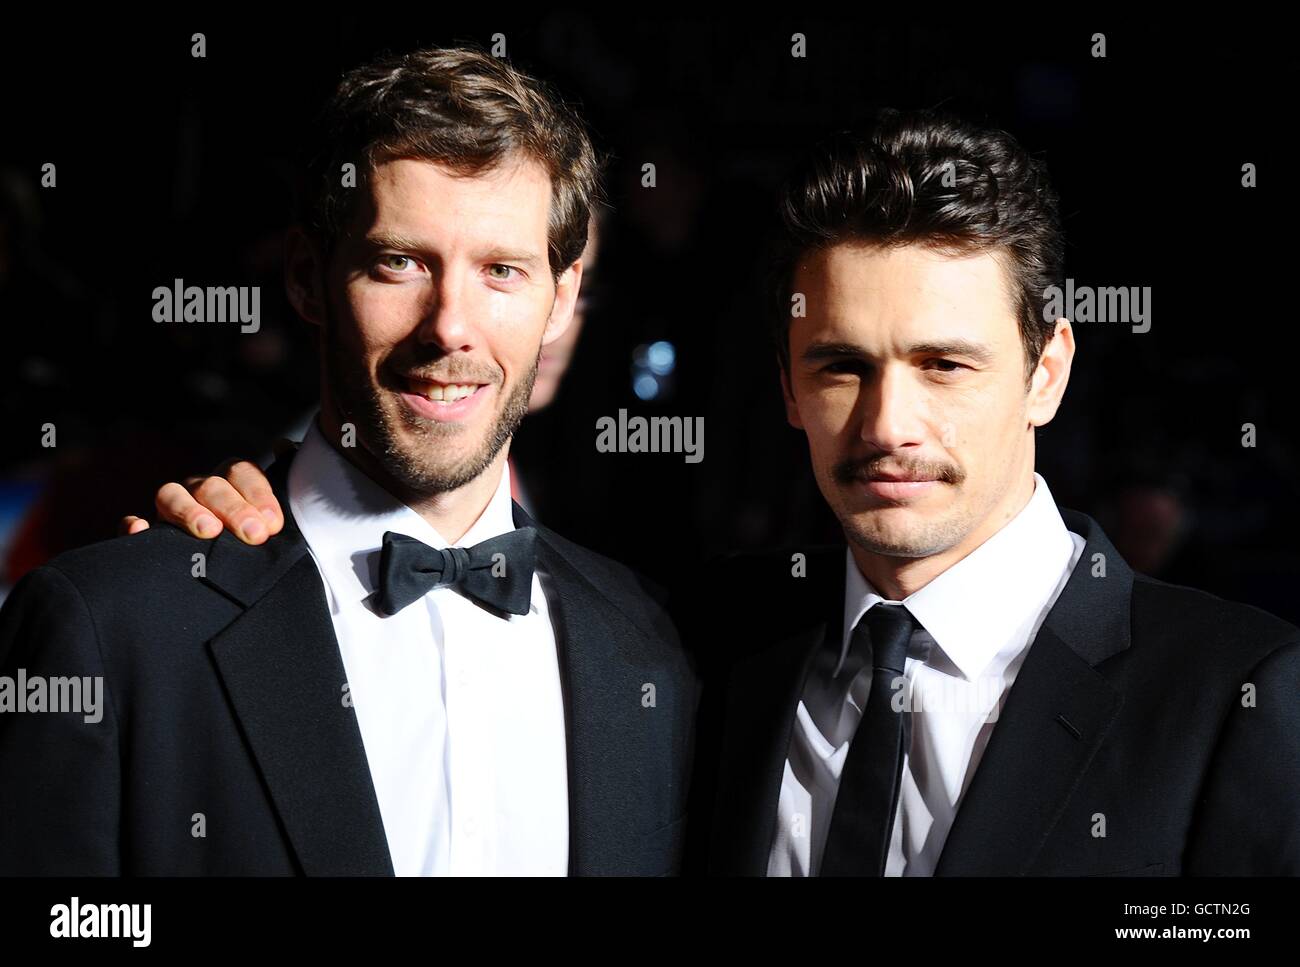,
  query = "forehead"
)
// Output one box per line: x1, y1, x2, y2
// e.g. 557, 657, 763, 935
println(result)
792, 242, 1018, 342
357, 155, 552, 244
